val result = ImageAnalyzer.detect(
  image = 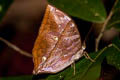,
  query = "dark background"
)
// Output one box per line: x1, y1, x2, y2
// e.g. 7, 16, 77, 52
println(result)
0, 0, 47, 76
